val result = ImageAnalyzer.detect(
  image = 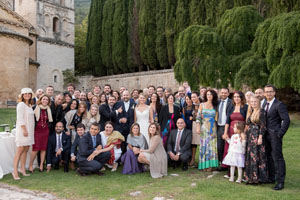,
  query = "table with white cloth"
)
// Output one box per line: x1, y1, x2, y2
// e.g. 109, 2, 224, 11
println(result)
0, 132, 37, 179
